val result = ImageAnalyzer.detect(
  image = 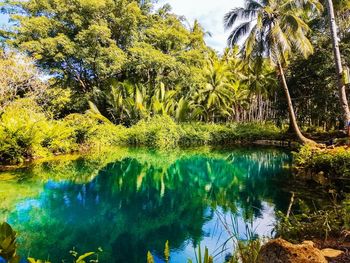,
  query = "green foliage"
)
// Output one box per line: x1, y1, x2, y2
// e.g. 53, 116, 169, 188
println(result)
0, 51, 46, 110
164, 240, 170, 263
126, 115, 181, 148
0, 99, 126, 164
147, 251, 154, 263
342, 194, 350, 230
294, 146, 350, 179
0, 222, 19, 263
38, 88, 73, 119
2, 0, 212, 117
233, 123, 283, 141
0, 99, 49, 164
179, 123, 236, 146
0, 99, 284, 164
274, 209, 342, 242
